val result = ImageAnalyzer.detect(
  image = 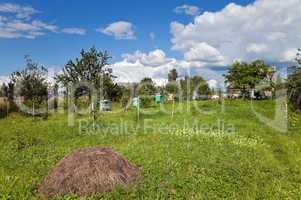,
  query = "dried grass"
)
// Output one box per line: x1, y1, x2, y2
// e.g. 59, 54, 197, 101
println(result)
38, 147, 141, 198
